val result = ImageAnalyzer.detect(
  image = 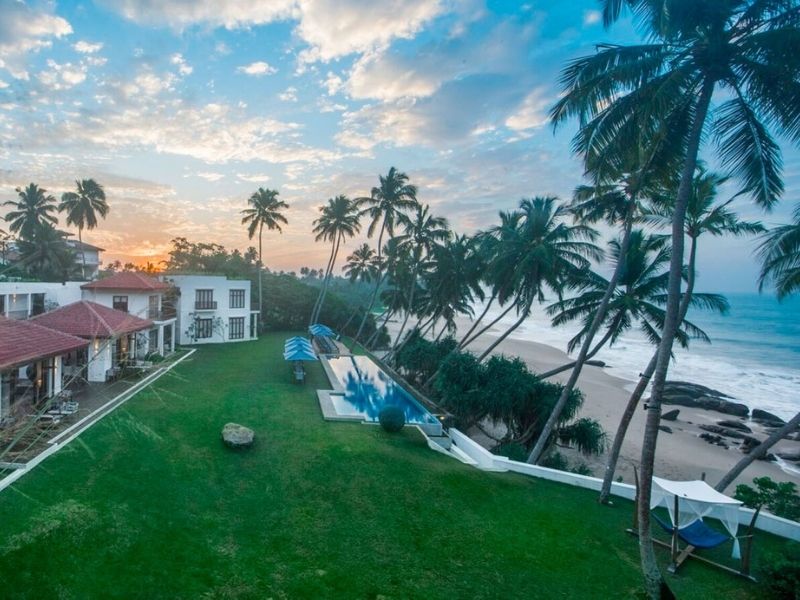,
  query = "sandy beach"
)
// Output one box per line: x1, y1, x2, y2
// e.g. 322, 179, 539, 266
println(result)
385, 315, 800, 491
